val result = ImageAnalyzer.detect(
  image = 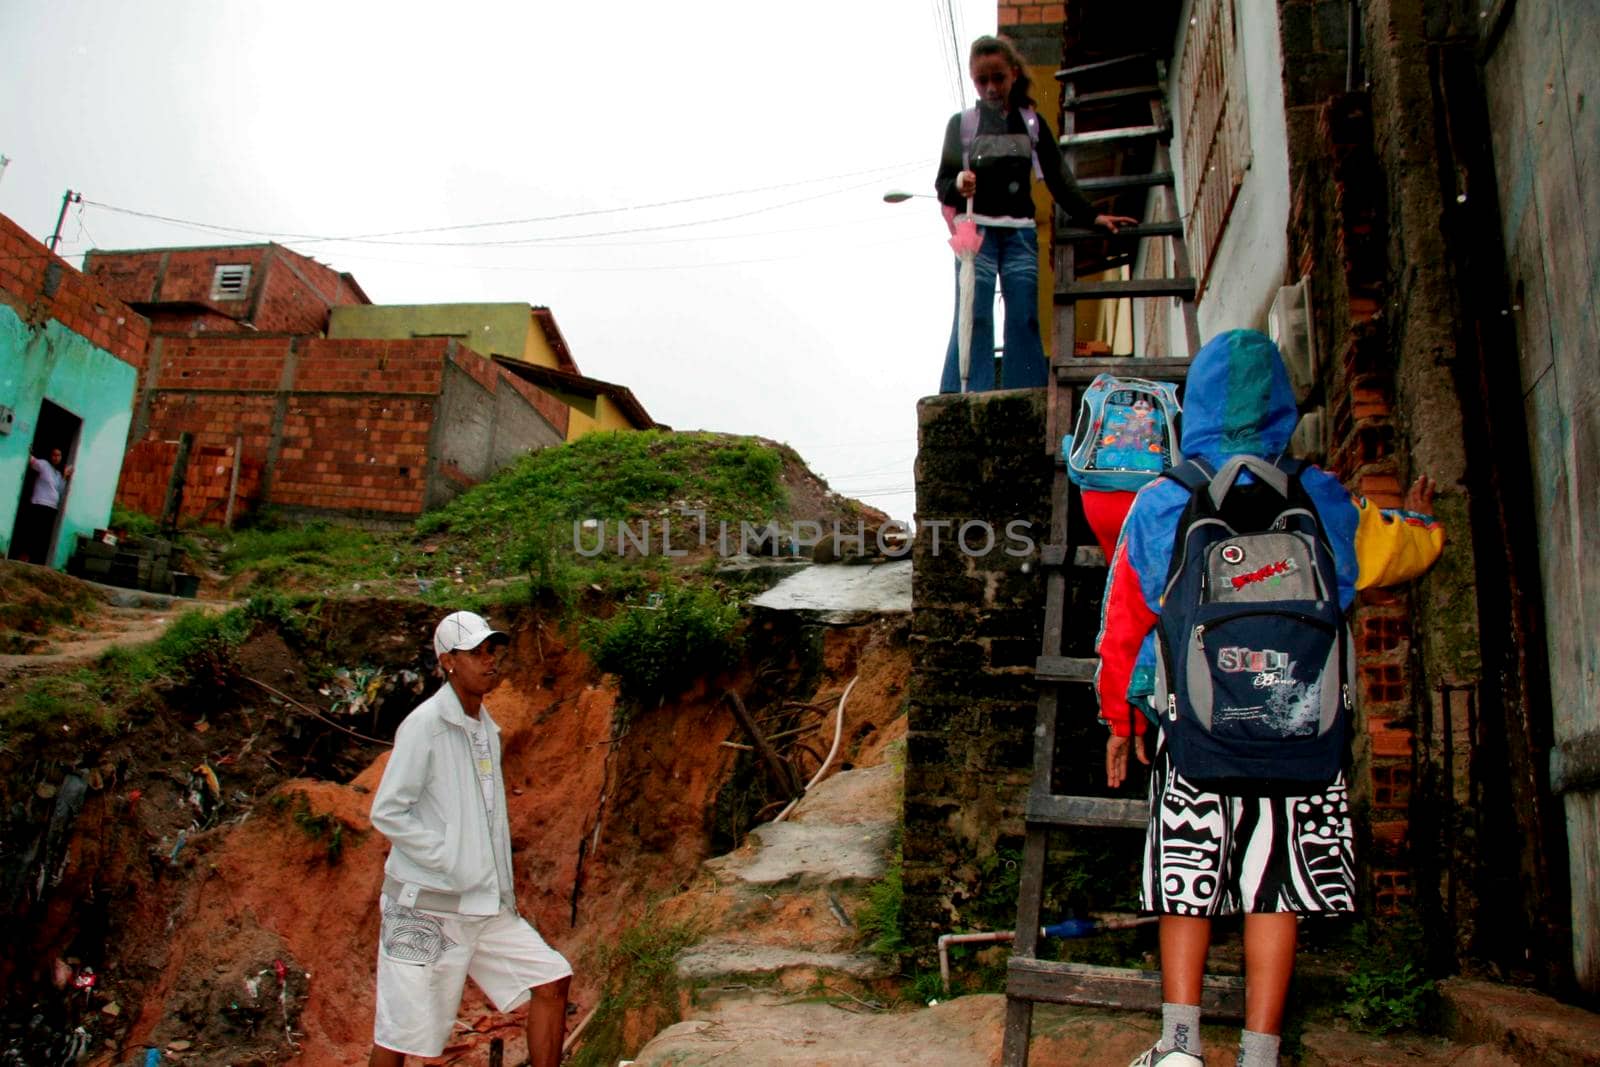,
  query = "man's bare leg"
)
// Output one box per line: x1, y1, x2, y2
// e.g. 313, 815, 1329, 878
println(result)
1159, 914, 1212, 1005
368, 1045, 404, 1067
526, 974, 572, 1067
1242, 912, 1298, 1034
